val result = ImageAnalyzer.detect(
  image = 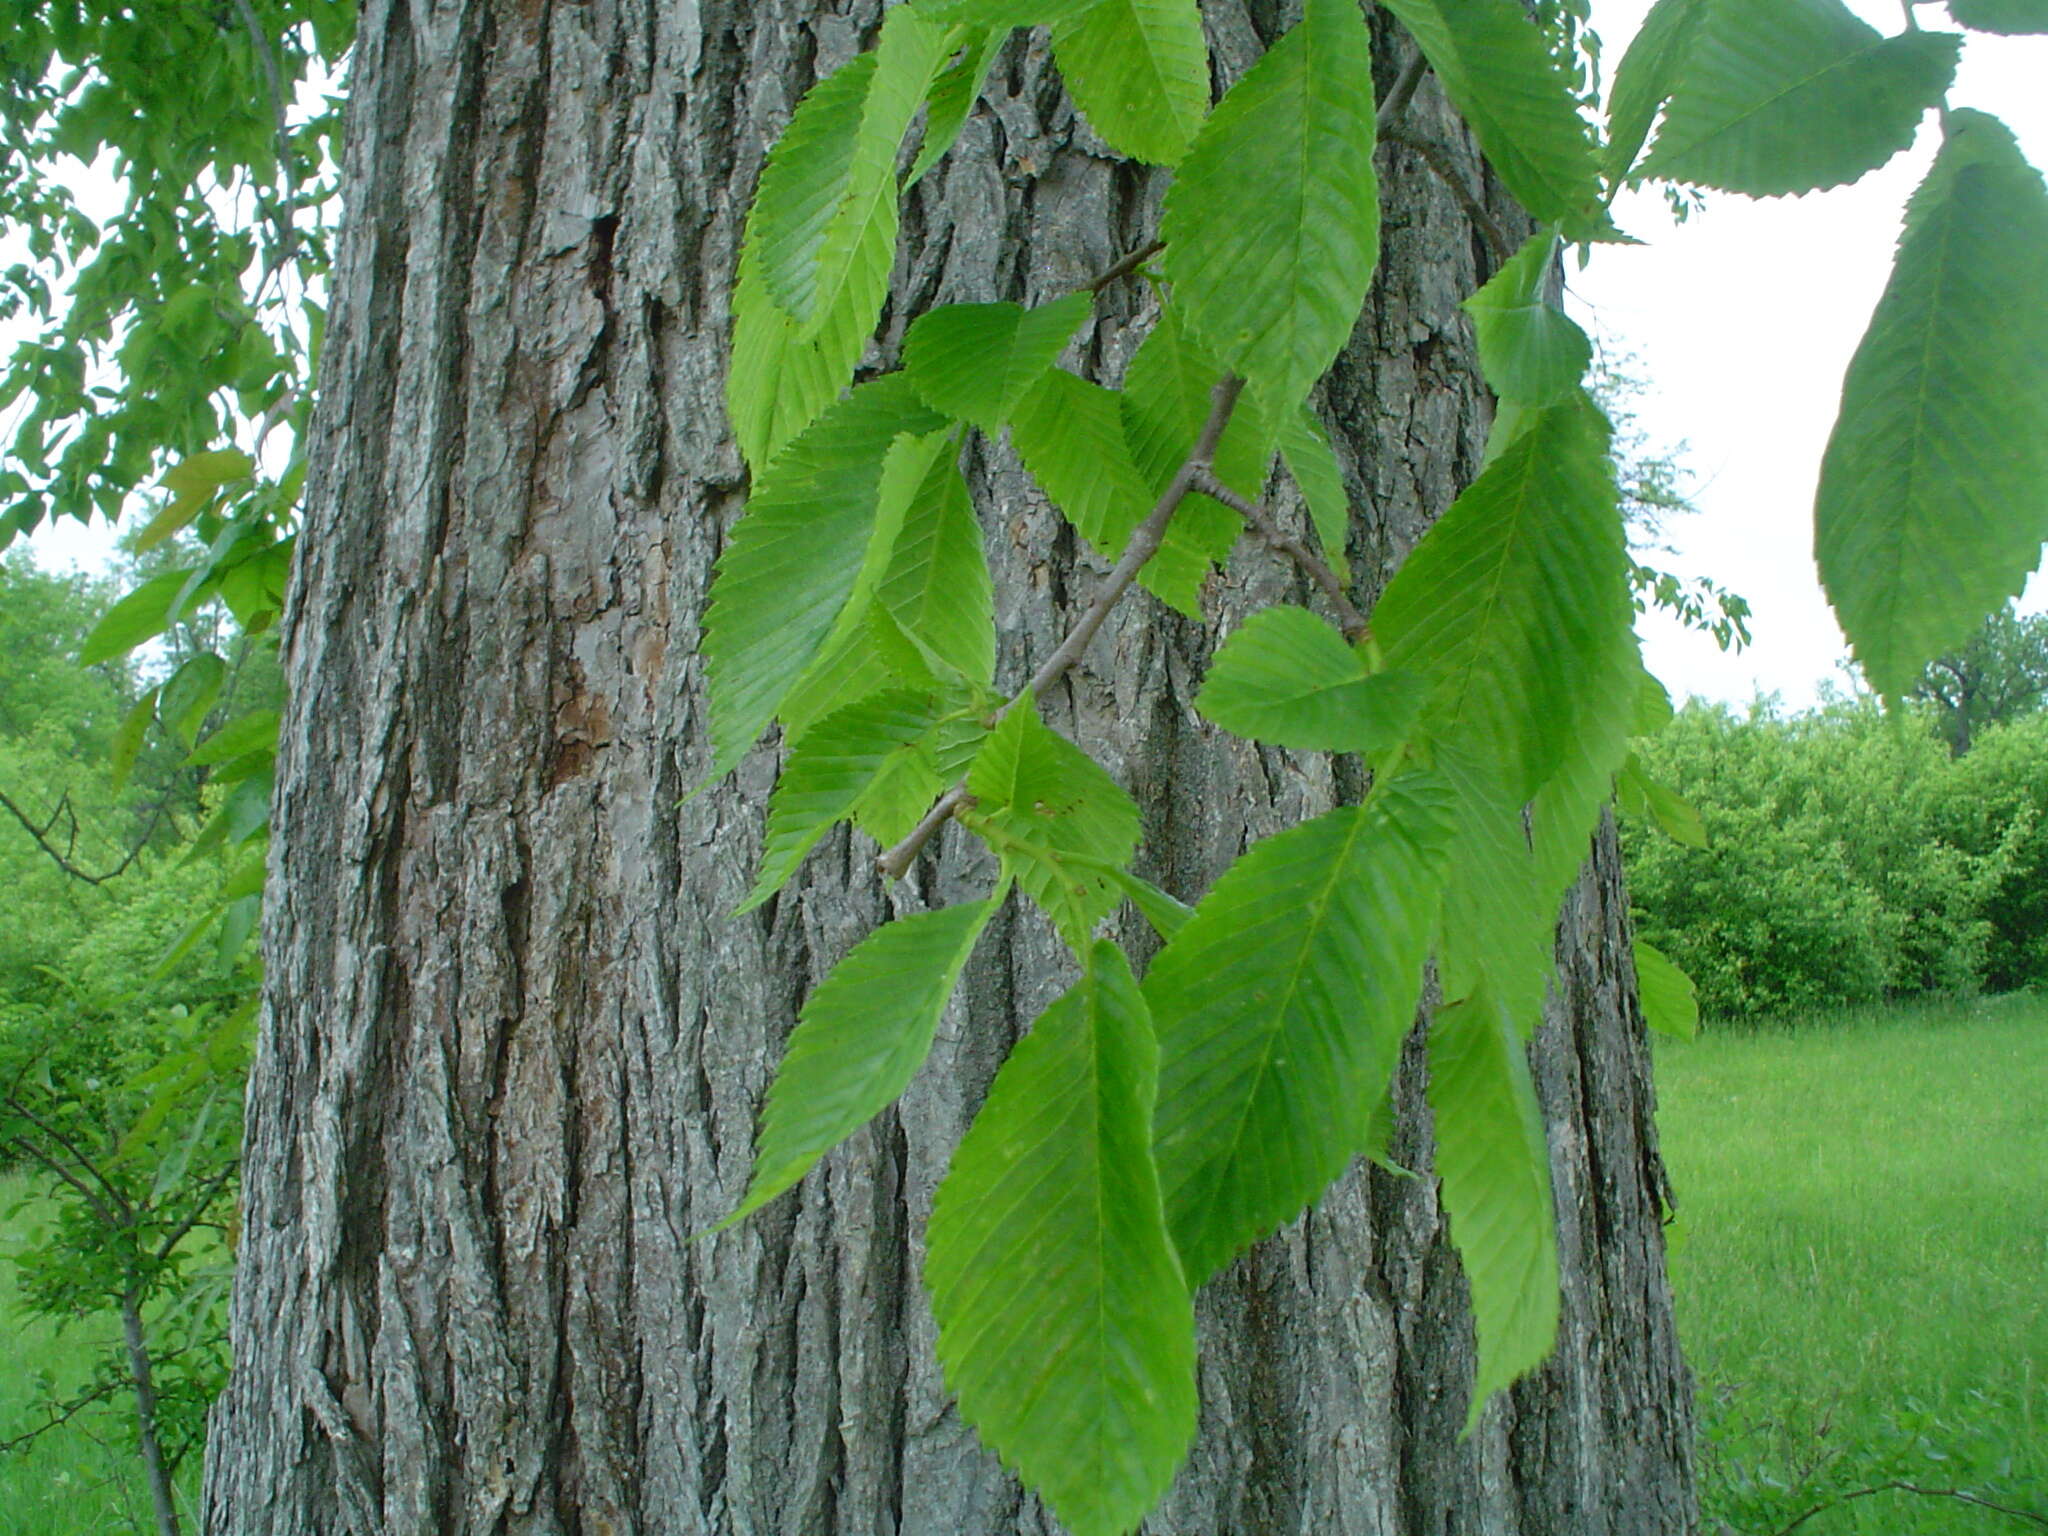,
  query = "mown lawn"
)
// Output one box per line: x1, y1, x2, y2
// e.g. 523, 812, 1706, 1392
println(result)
1658, 992, 2048, 1535
0, 1172, 197, 1536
